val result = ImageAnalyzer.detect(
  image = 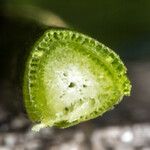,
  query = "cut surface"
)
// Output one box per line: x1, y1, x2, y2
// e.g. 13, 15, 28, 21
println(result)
23, 29, 131, 131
